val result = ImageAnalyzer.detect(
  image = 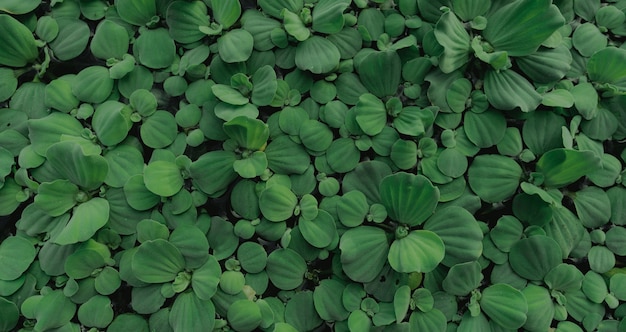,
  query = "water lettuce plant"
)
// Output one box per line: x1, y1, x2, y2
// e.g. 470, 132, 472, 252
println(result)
1, 0, 626, 331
